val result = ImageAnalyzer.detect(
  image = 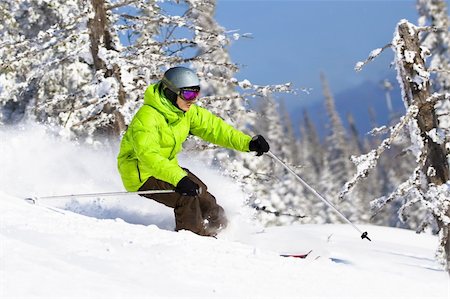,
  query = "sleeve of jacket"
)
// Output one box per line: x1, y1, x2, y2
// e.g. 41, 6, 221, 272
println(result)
131, 113, 187, 187
188, 105, 252, 152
